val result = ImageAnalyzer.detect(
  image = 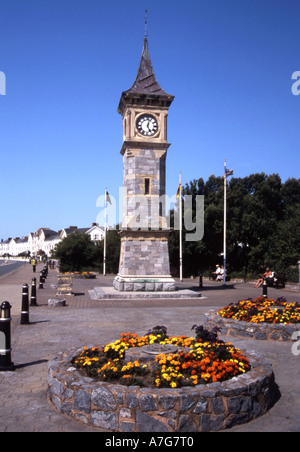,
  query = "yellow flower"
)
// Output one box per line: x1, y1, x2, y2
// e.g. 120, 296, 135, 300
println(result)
162, 373, 170, 380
